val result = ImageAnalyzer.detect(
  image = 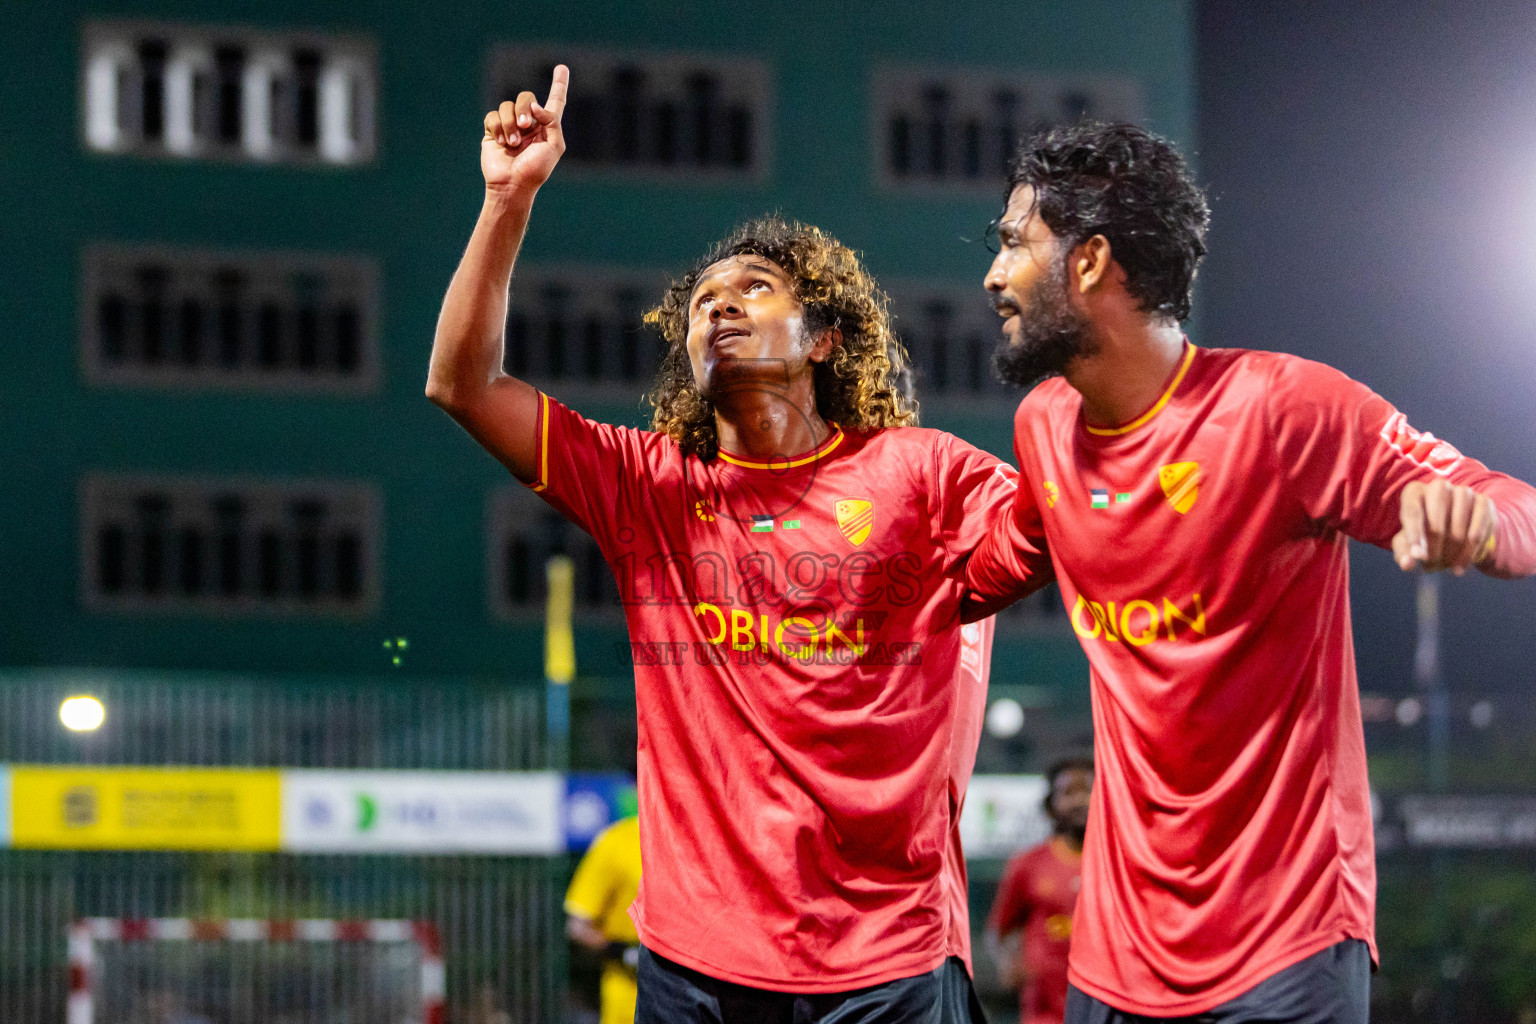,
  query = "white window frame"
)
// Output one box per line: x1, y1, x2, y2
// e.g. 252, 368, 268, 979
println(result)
870, 64, 1143, 193
886, 279, 1018, 408
485, 45, 771, 182
501, 264, 670, 397
80, 244, 380, 393
82, 20, 377, 165
487, 486, 621, 623
80, 474, 381, 616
